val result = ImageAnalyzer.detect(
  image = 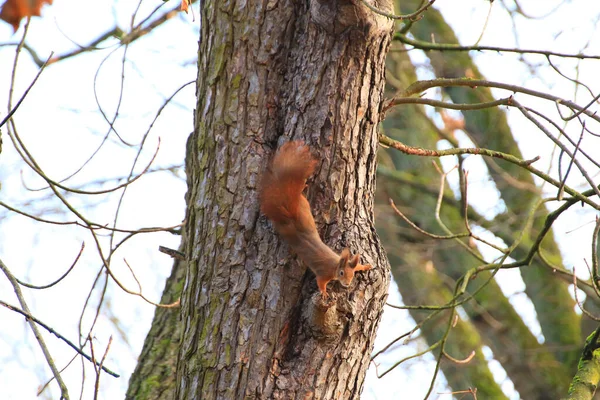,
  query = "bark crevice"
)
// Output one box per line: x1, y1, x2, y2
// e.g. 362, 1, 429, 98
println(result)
176, 1, 393, 398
